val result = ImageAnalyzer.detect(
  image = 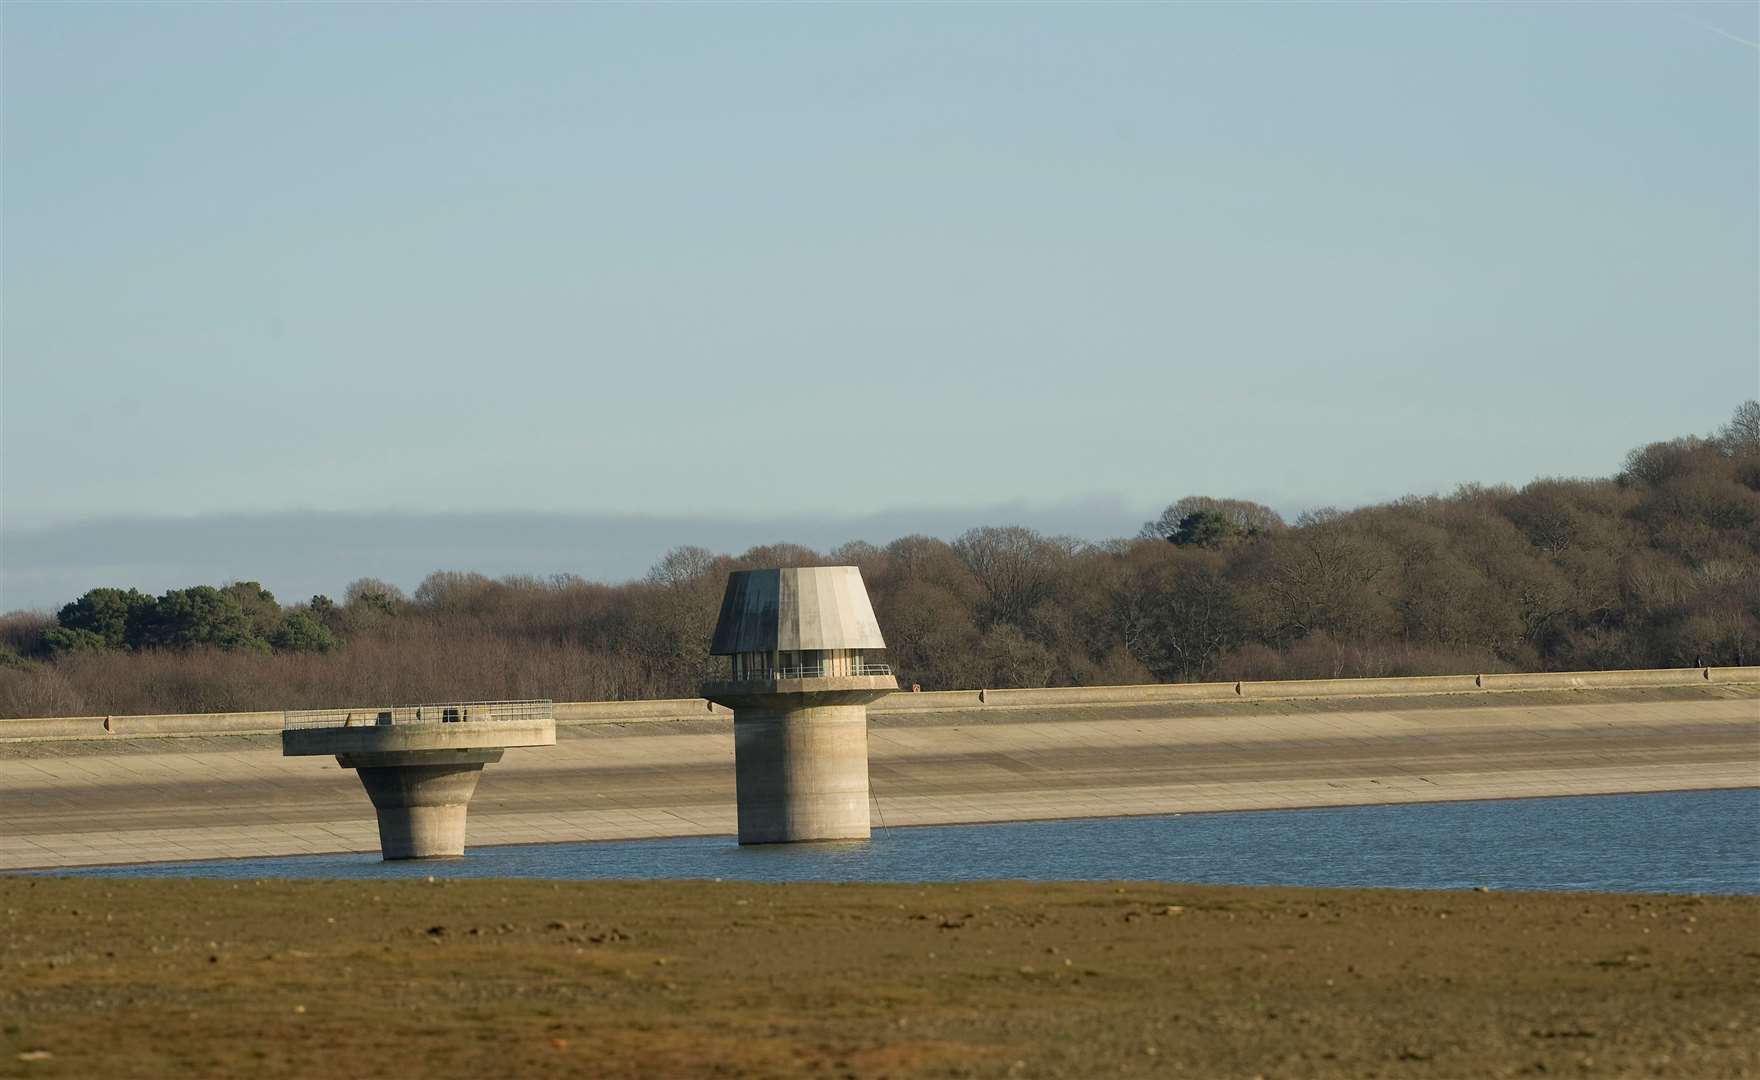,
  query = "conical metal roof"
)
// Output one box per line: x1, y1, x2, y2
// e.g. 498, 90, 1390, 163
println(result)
710, 566, 886, 654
